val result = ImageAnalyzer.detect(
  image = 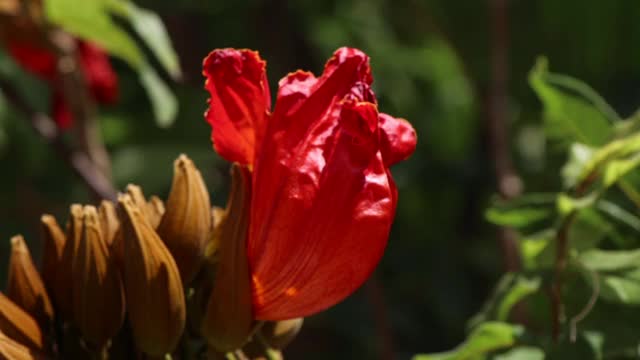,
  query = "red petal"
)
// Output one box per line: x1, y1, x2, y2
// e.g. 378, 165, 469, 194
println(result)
203, 49, 271, 165
378, 113, 417, 167
7, 41, 57, 80
78, 41, 118, 104
249, 98, 395, 320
